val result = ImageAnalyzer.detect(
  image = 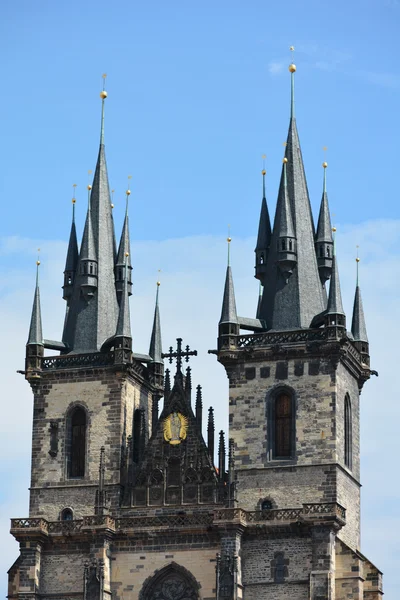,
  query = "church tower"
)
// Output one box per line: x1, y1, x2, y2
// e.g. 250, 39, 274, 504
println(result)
8, 65, 383, 600
217, 60, 383, 599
